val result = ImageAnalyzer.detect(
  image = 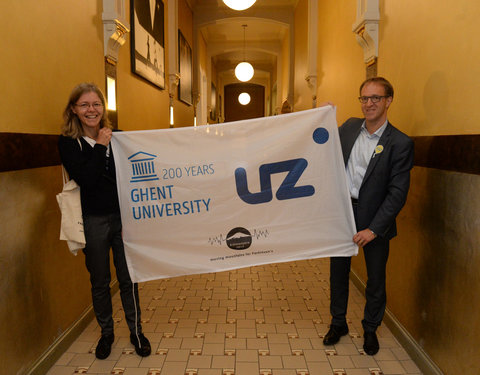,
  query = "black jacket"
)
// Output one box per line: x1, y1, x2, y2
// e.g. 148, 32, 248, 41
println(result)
339, 118, 414, 239
58, 135, 120, 215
